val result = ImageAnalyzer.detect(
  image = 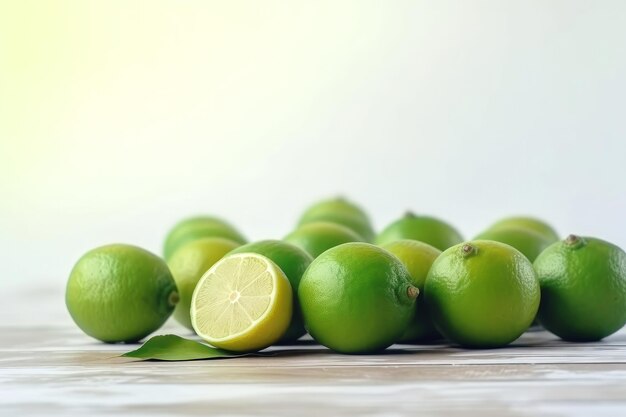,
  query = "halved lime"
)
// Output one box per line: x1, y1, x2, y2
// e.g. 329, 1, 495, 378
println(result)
190, 253, 292, 352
